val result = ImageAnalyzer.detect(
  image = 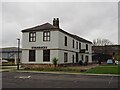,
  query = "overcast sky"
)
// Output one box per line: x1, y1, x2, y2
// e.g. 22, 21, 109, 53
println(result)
1, 2, 118, 48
